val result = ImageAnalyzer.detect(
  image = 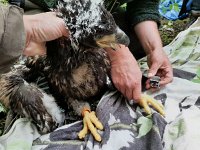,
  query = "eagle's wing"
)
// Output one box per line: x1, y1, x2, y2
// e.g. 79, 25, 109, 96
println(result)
0, 70, 64, 133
